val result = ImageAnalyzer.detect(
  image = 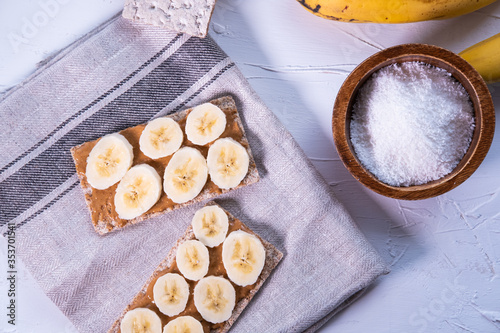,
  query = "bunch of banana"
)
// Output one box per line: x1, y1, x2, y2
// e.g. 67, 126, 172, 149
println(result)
459, 32, 500, 84
297, 0, 497, 23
